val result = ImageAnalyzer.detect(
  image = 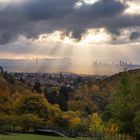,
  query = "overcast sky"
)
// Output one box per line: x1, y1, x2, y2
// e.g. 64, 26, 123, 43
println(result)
0, 0, 140, 64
